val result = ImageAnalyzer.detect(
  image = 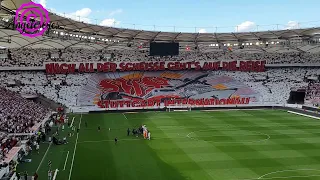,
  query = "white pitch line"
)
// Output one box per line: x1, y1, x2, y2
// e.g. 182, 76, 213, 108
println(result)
77, 131, 271, 144
258, 169, 320, 179
202, 109, 266, 112
122, 113, 128, 120
239, 169, 320, 180
287, 111, 320, 120
36, 142, 52, 172
156, 123, 320, 130
78, 139, 141, 143
244, 174, 320, 180
52, 169, 59, 180
68, 114, 82, 180
70, 117, 75, 127
63, 151, 70, 171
